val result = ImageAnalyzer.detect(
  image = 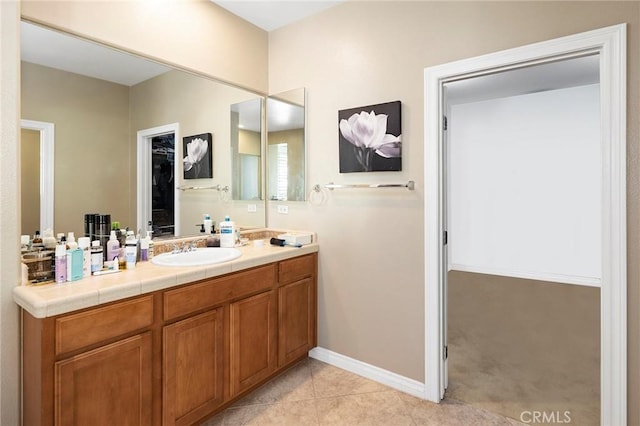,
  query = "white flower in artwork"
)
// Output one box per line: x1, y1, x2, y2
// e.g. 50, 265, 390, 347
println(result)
339, 110, 401, 171
183, 138, 208, 172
